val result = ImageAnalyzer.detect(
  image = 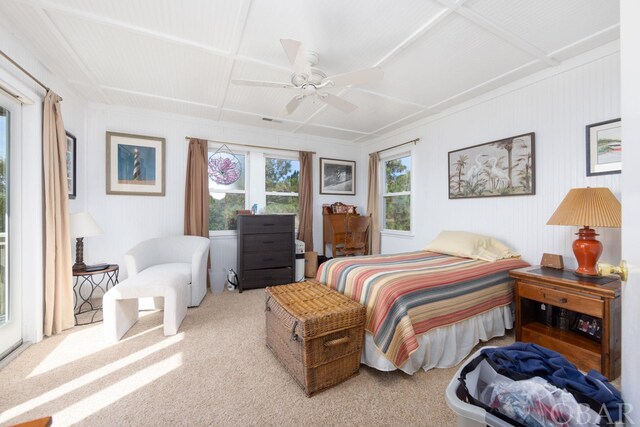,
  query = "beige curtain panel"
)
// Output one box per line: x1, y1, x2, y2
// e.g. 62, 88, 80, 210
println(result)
184, 138, 210, 237
297, 151, 314, 251
367, 152, 381, 254
43, 90, 74, 336
184, 138, 211, 285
